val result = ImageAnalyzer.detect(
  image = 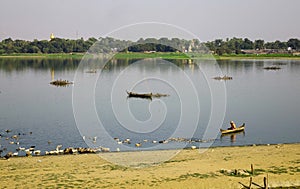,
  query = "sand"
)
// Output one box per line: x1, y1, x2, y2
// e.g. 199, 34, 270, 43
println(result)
0, 143, 299, 189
